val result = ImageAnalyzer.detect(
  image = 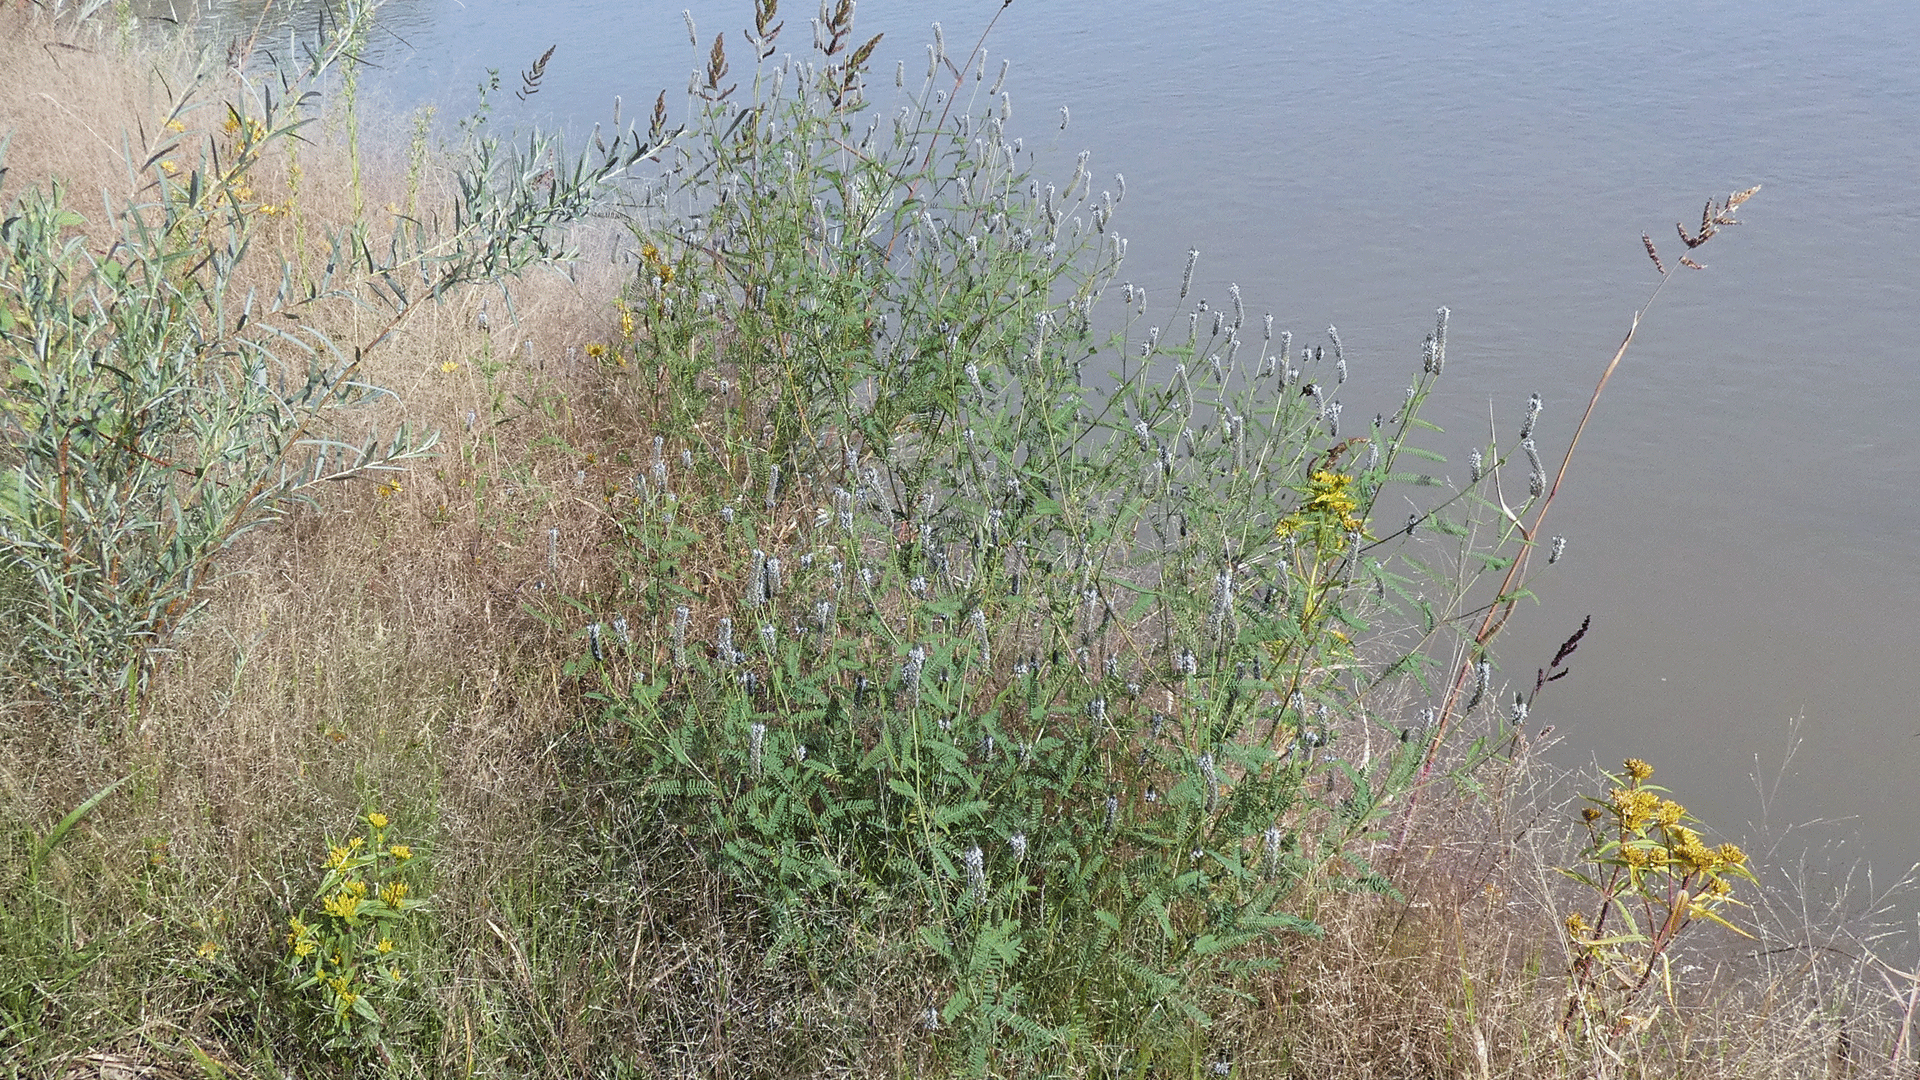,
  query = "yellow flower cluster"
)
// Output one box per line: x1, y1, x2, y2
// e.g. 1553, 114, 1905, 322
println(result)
1275, 471, 1366, 548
